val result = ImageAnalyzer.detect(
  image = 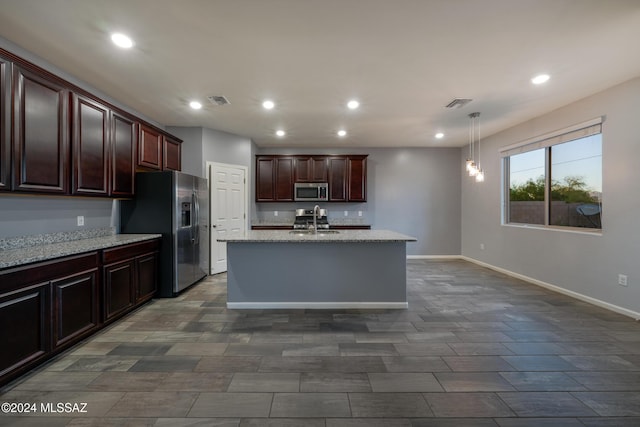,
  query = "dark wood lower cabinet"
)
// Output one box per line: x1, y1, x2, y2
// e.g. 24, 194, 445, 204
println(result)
52, 269, 99, 348
137, 253, 158, 301
0, 238, 160, 387
104, 260, 136, 321
102, 239, 160, 324
0, 283, 50, 380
